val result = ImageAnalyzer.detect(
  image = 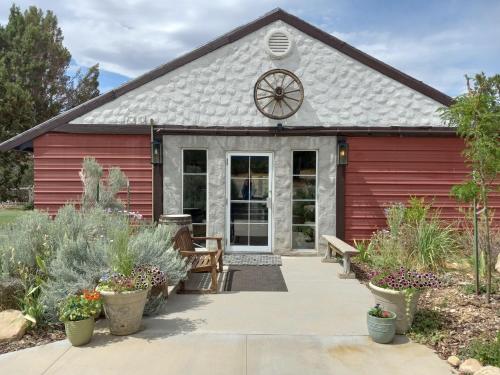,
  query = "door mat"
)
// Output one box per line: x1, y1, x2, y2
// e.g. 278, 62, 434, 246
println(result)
223, 266, 288, 292
223, 254, 282, 266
